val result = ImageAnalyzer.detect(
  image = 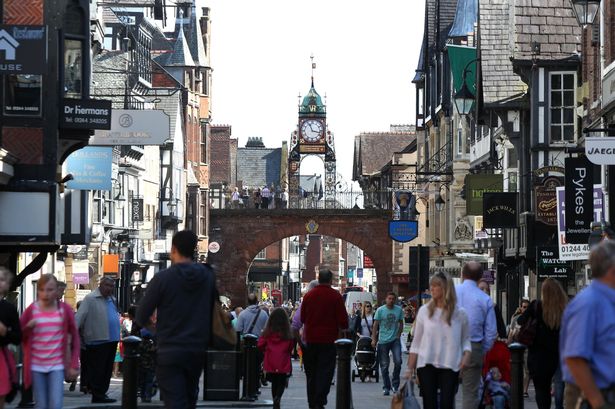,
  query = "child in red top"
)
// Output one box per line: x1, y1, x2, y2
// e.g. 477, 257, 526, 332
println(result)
257, 308, 294, 409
